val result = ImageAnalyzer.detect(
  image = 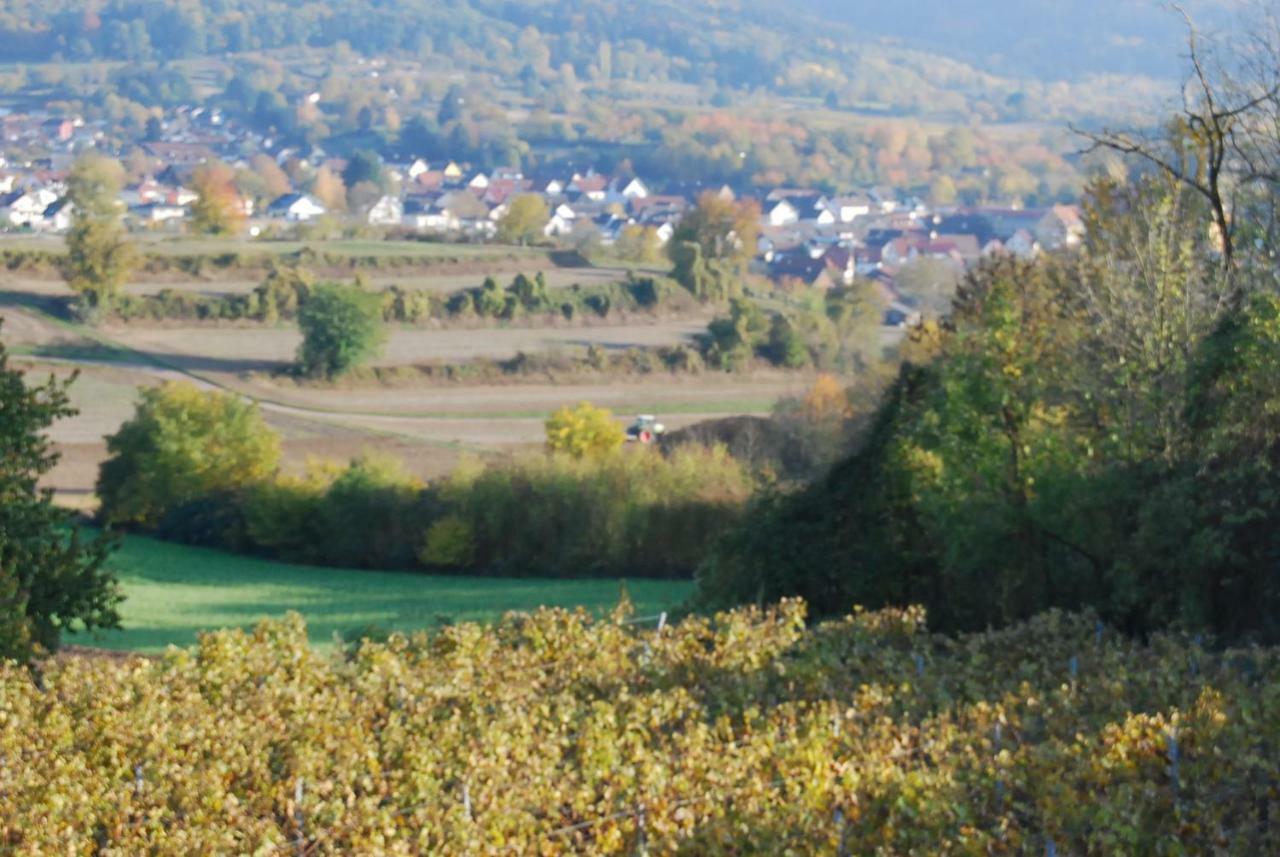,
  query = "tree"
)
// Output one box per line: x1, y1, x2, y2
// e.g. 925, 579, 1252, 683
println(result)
296, 282, 387, 378
498, 194, 549, 245
96, 383, 281, 528
250, 153, 292, 198
341, 150, 384, 191
767, 315, 810, 368
545, 402, 625, 458
669, 192, 760, 301
189, 162, 245, 236
438, 84, 467, 125
929, 175, 958, 205
0, 331, 120, 662
1075, 8, 1280, 287
311, 166, 347, 212
615, 224, 663, 264
65, 154, 136, 317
